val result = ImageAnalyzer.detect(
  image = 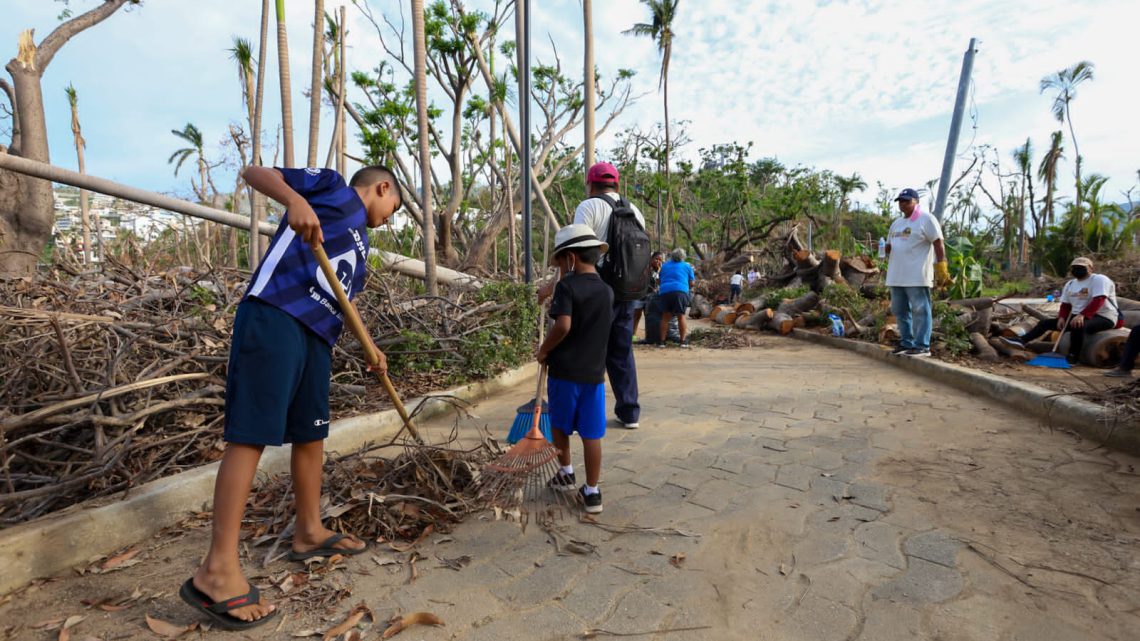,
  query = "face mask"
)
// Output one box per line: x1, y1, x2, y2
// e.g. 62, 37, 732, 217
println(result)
1071, 267, 1089, 279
